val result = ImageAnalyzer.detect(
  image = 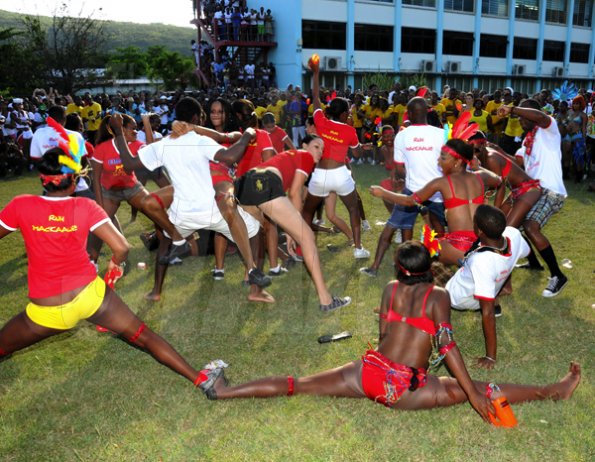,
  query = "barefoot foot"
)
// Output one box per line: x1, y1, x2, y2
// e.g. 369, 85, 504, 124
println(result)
553, 362, 581, 400
144, 292, 161, 302
248, 287, 275, 303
